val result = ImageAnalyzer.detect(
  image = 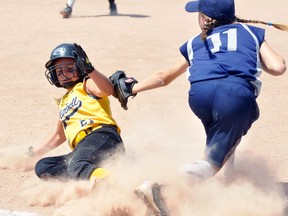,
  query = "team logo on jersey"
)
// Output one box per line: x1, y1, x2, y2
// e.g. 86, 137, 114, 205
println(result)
52, 47, 66, 57
60, 96, 82, 120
